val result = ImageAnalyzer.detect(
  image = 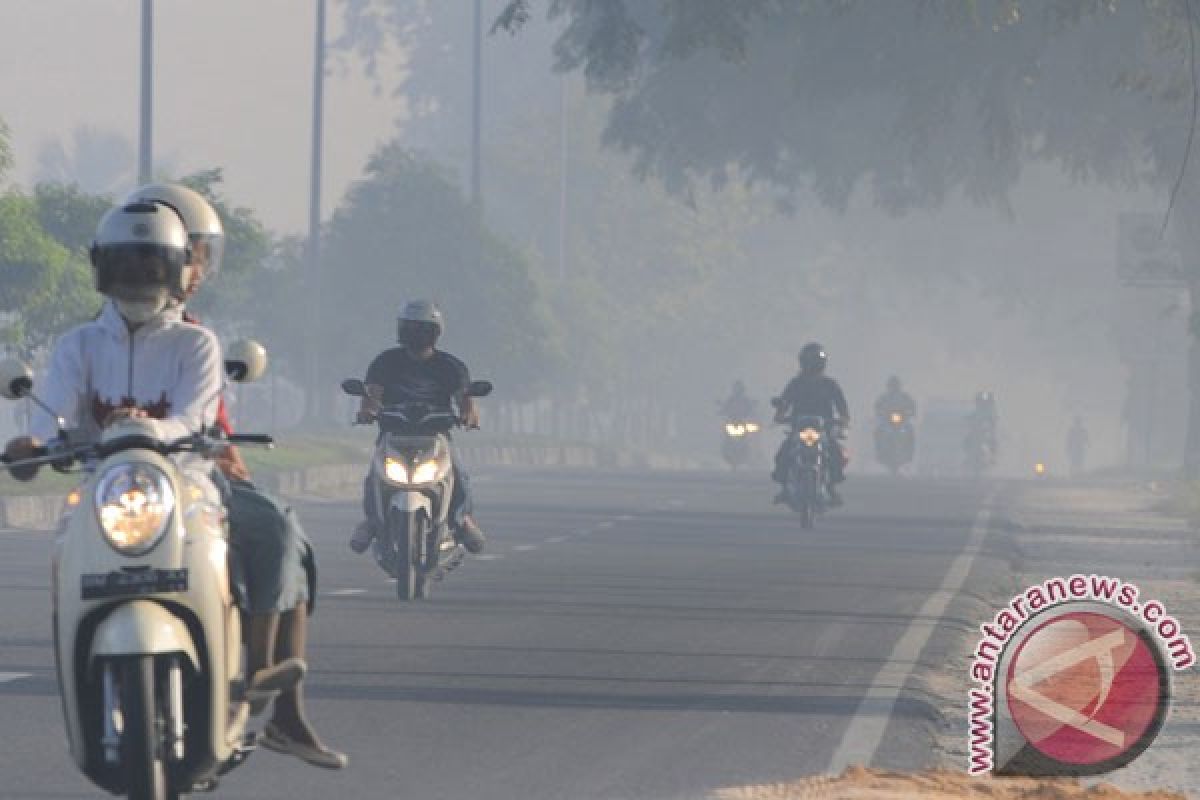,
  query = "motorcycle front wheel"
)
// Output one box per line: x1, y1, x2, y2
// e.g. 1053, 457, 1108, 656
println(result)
118, 656, 176, 800
389, 510, 430, 601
